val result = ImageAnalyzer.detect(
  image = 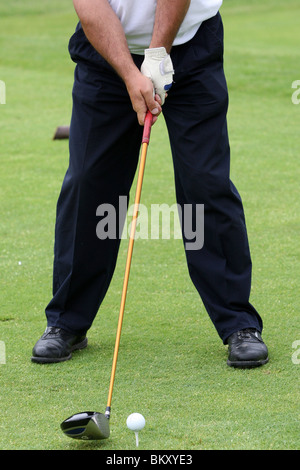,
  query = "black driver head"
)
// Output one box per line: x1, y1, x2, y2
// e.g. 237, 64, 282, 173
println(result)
61, 411, 110, 440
